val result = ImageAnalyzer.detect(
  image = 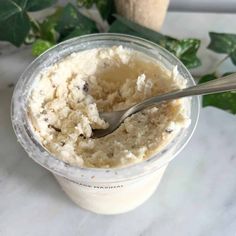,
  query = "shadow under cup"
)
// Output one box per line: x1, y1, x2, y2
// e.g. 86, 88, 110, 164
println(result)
11, 33, 200, 214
